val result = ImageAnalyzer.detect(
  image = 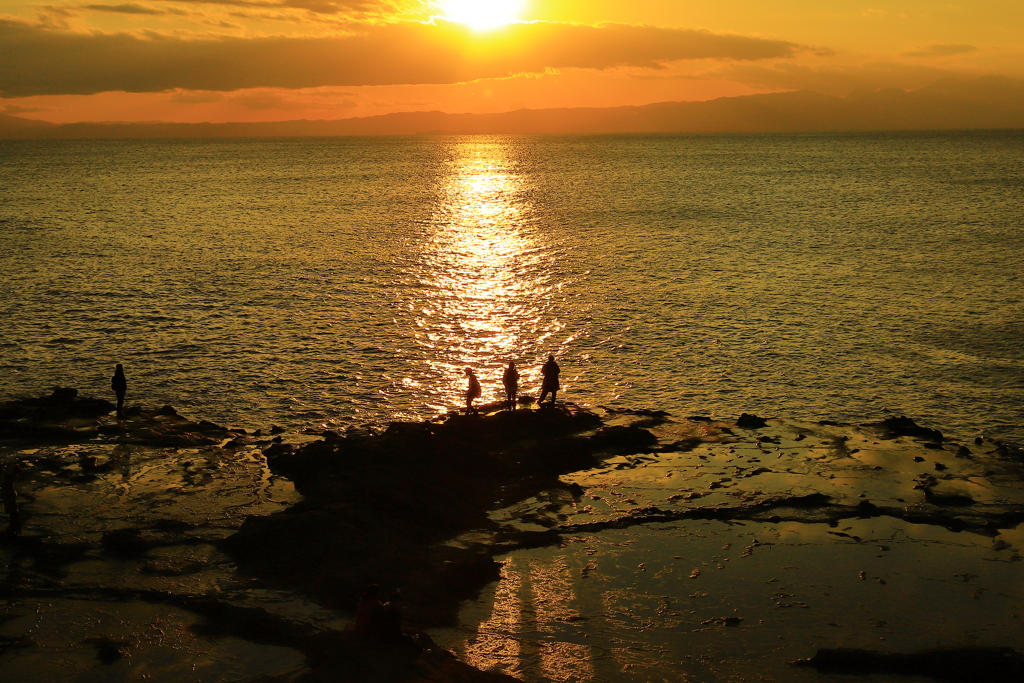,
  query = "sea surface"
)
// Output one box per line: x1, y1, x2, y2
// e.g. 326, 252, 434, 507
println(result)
1, 132, 1023, 440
